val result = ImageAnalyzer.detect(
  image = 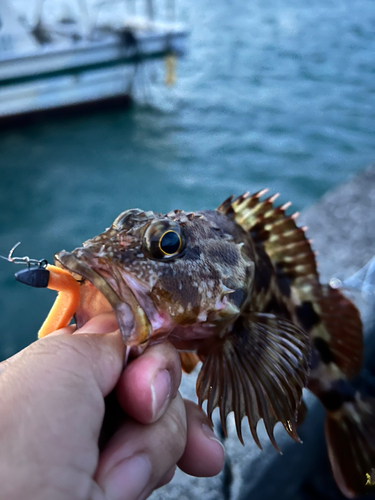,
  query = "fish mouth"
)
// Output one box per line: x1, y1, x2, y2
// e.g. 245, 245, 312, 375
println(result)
56, 250, 152, 346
